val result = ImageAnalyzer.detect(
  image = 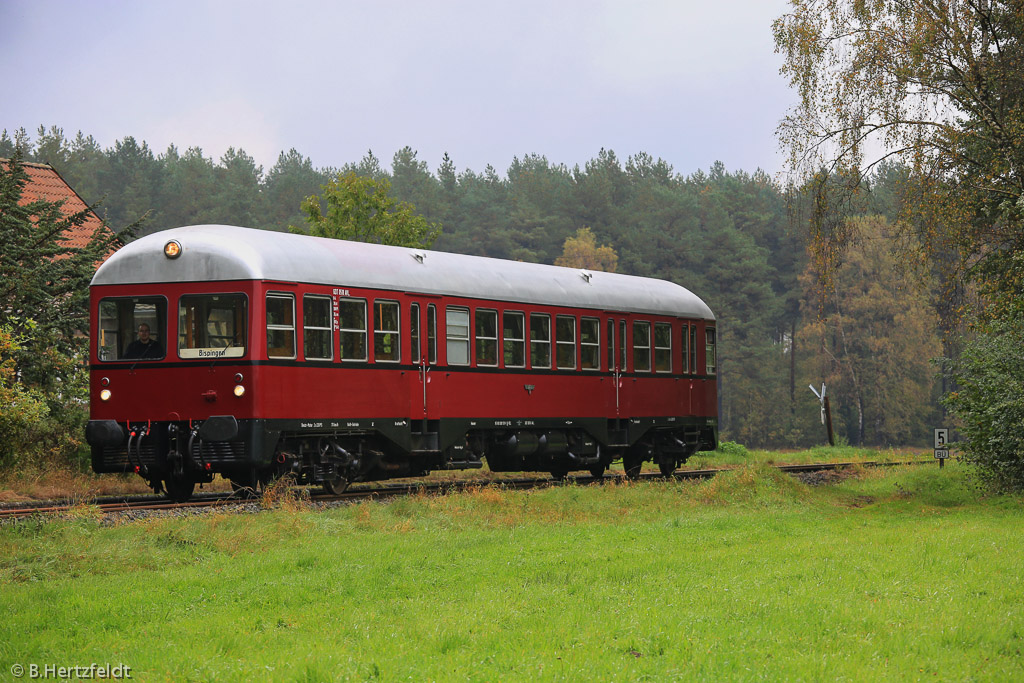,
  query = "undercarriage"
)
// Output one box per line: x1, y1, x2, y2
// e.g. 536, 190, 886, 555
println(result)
87, 416, 718, 501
